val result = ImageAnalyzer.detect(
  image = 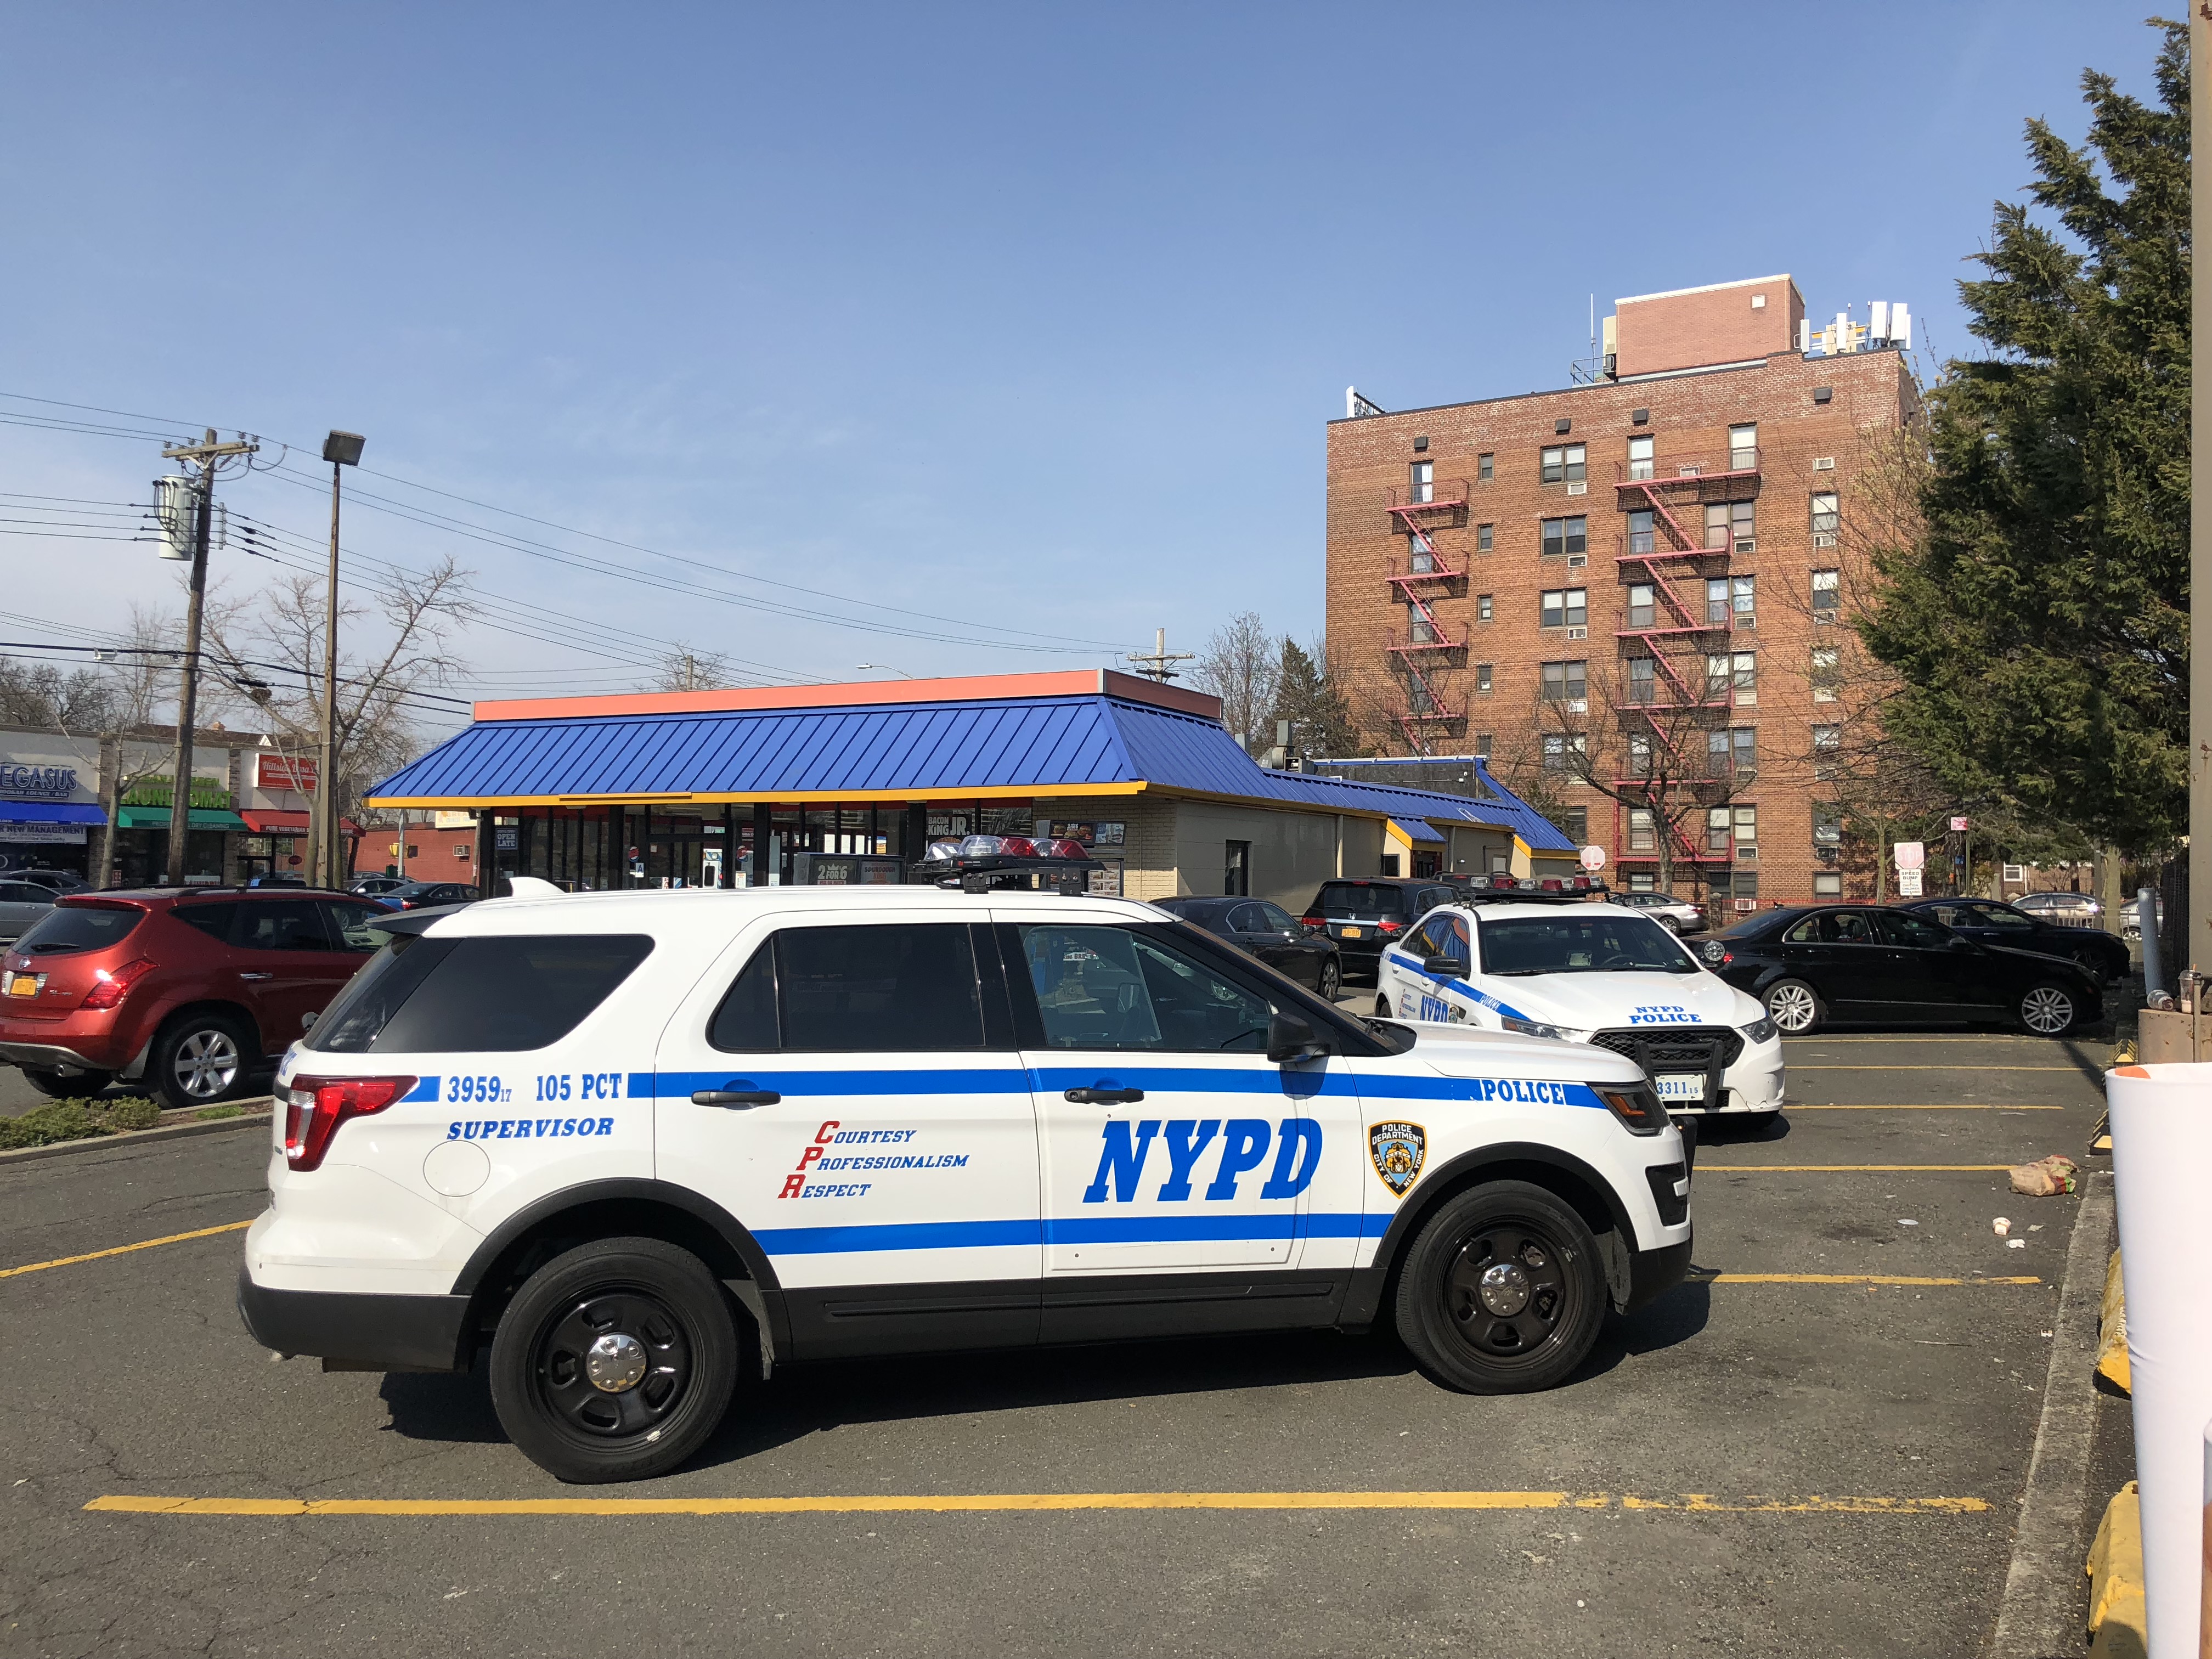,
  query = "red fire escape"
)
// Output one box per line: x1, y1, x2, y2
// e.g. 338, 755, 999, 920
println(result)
1385, 482, 1468, 751
1611, 447, 1760, 871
